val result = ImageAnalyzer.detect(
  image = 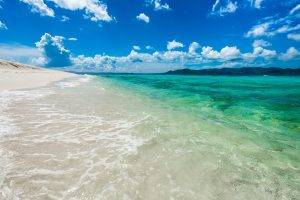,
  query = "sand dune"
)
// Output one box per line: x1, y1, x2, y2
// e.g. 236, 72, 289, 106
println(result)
0, 60, 75, 91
